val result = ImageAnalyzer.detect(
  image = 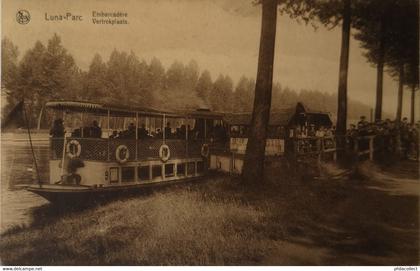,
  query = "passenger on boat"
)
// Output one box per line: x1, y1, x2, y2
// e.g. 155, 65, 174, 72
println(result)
165, 122, 172, 139
119, 123, 136, 139
138, 124, 149, 139
50, 119, 65, 138
91, 120, 102, 138
178, 125, 187, 139
109, 130, 119, 139
154, 128, 163, 138
128, 123, 136, 138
